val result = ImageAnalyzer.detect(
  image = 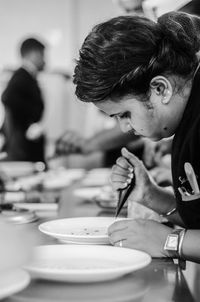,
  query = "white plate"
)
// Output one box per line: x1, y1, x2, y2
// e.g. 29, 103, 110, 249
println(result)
42, 169, 85, 189
39, 217, 120, 245
74, 187, 103, 199
0, 269, 30, 300
6, 168, 85, 191
81, 169, 111, 187
26, 245, 151, 282
0, 161, 44, 178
